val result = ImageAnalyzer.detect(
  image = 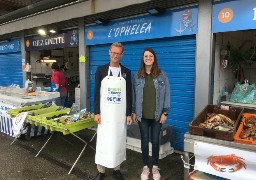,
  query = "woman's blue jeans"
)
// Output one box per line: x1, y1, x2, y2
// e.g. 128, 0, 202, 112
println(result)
138, 118, 162, 166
